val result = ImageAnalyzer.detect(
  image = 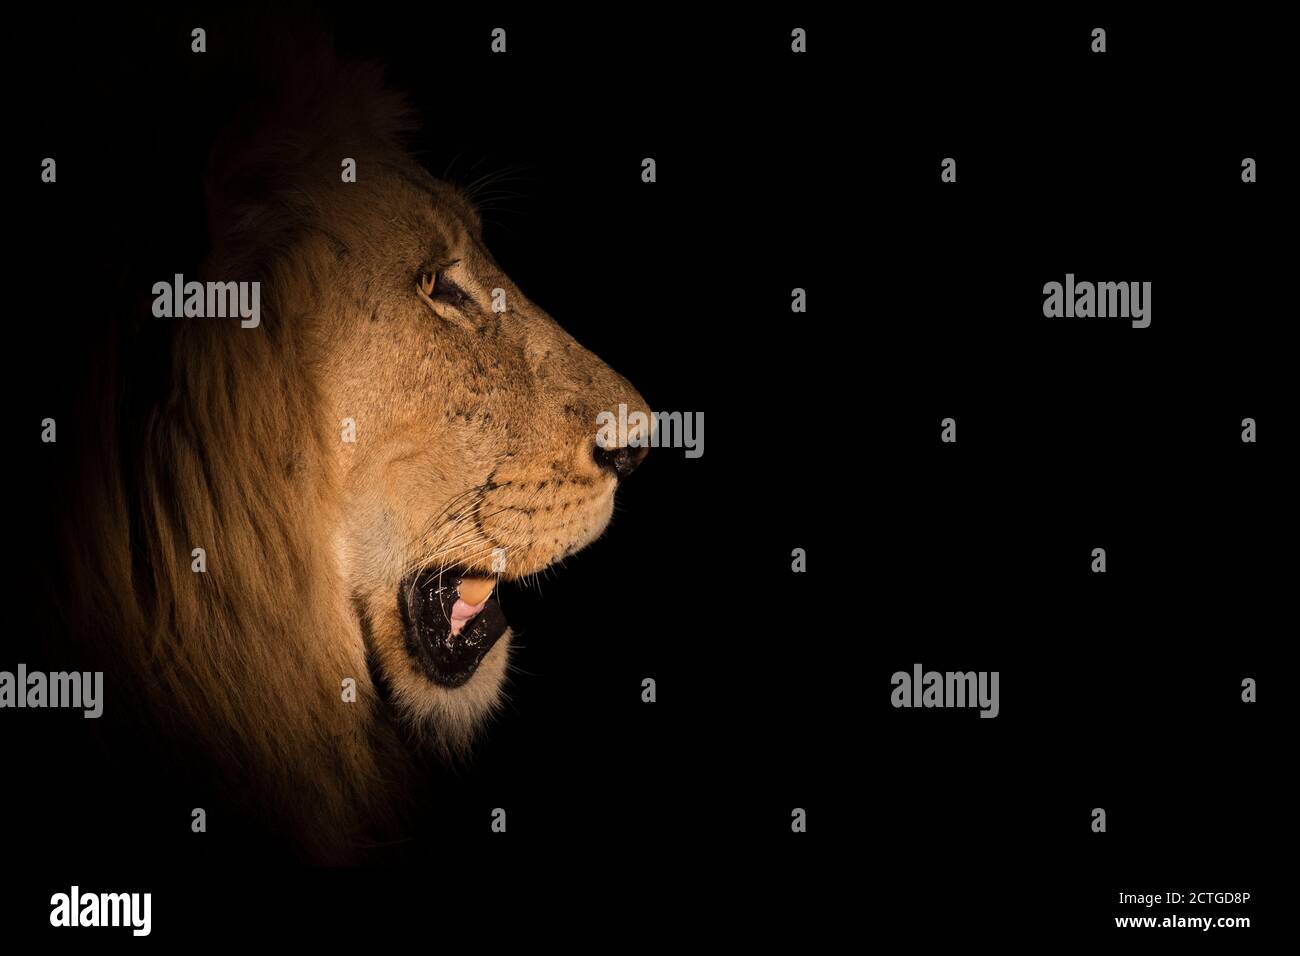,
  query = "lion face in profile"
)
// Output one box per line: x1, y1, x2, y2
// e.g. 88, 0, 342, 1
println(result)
63, 52, 650, 860
316, 170, 650, 749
